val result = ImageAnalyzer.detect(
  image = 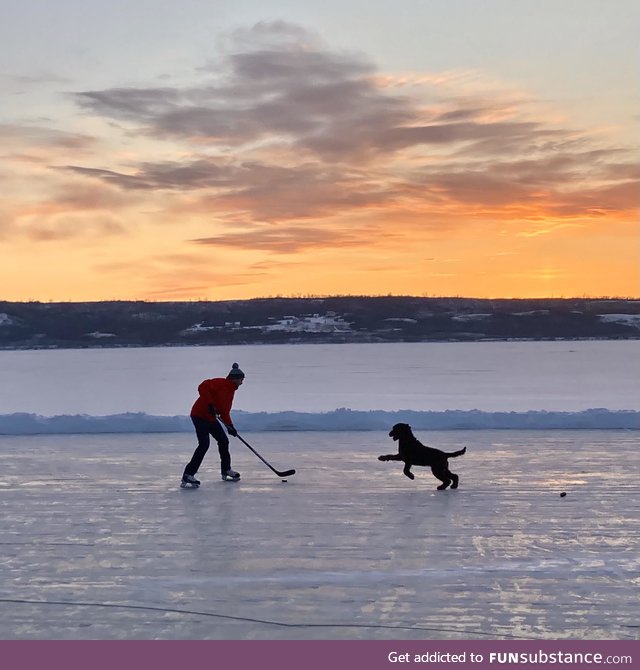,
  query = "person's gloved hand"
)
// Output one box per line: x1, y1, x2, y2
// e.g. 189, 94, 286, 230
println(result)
226, 425, 238, 437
